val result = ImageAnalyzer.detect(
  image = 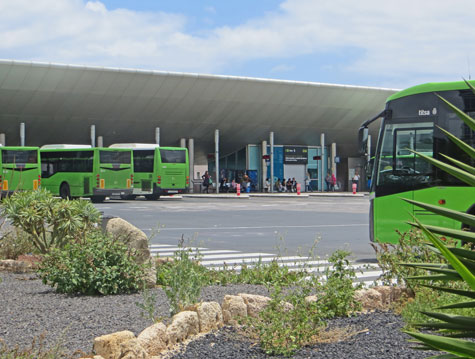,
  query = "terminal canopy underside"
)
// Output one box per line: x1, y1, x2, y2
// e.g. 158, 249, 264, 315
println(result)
0, 60, 397, 163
